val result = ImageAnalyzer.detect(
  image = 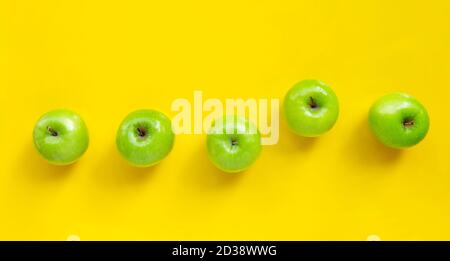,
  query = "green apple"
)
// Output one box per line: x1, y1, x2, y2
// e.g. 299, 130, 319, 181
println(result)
206, 115, 261, 173
33, 109, 89, 165
284, 79, 339, 137
116, 109, 175, 167
369, 92, 430, 149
